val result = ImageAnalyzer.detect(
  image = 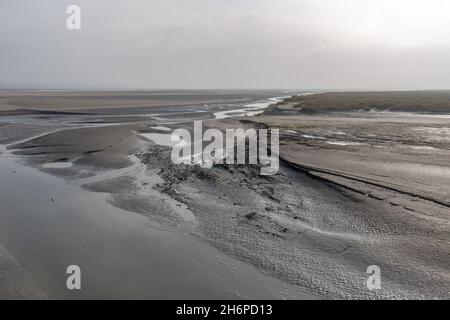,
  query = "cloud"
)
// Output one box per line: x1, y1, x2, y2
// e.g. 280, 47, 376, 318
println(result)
1, 0, 450, 89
